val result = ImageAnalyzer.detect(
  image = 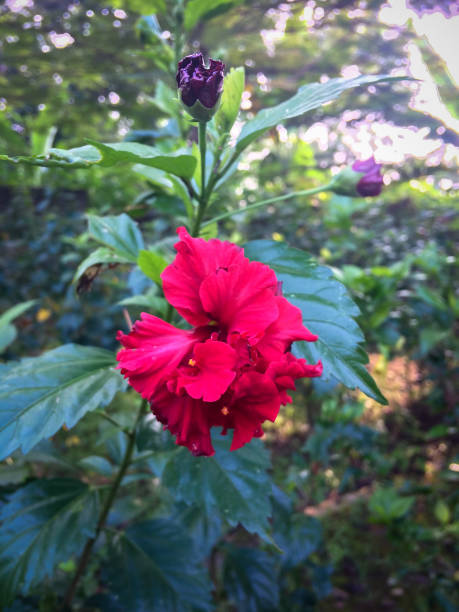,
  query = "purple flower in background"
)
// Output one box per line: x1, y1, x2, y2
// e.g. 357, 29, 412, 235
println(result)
176, 53, 225, 120
352, 157, 384, 197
